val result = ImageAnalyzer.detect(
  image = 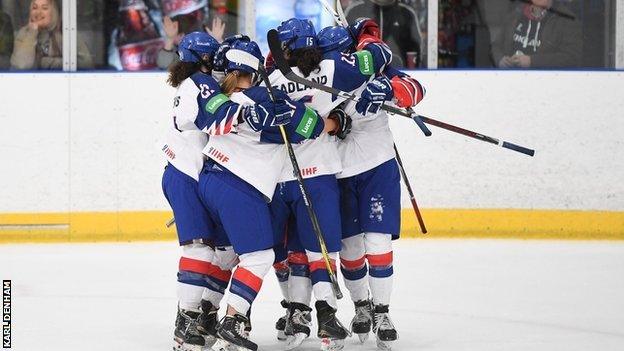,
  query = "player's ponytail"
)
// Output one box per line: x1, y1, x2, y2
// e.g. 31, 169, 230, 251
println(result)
288, 48, 322, 78
167, 61, 202, 88
220, 71, 253, 96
